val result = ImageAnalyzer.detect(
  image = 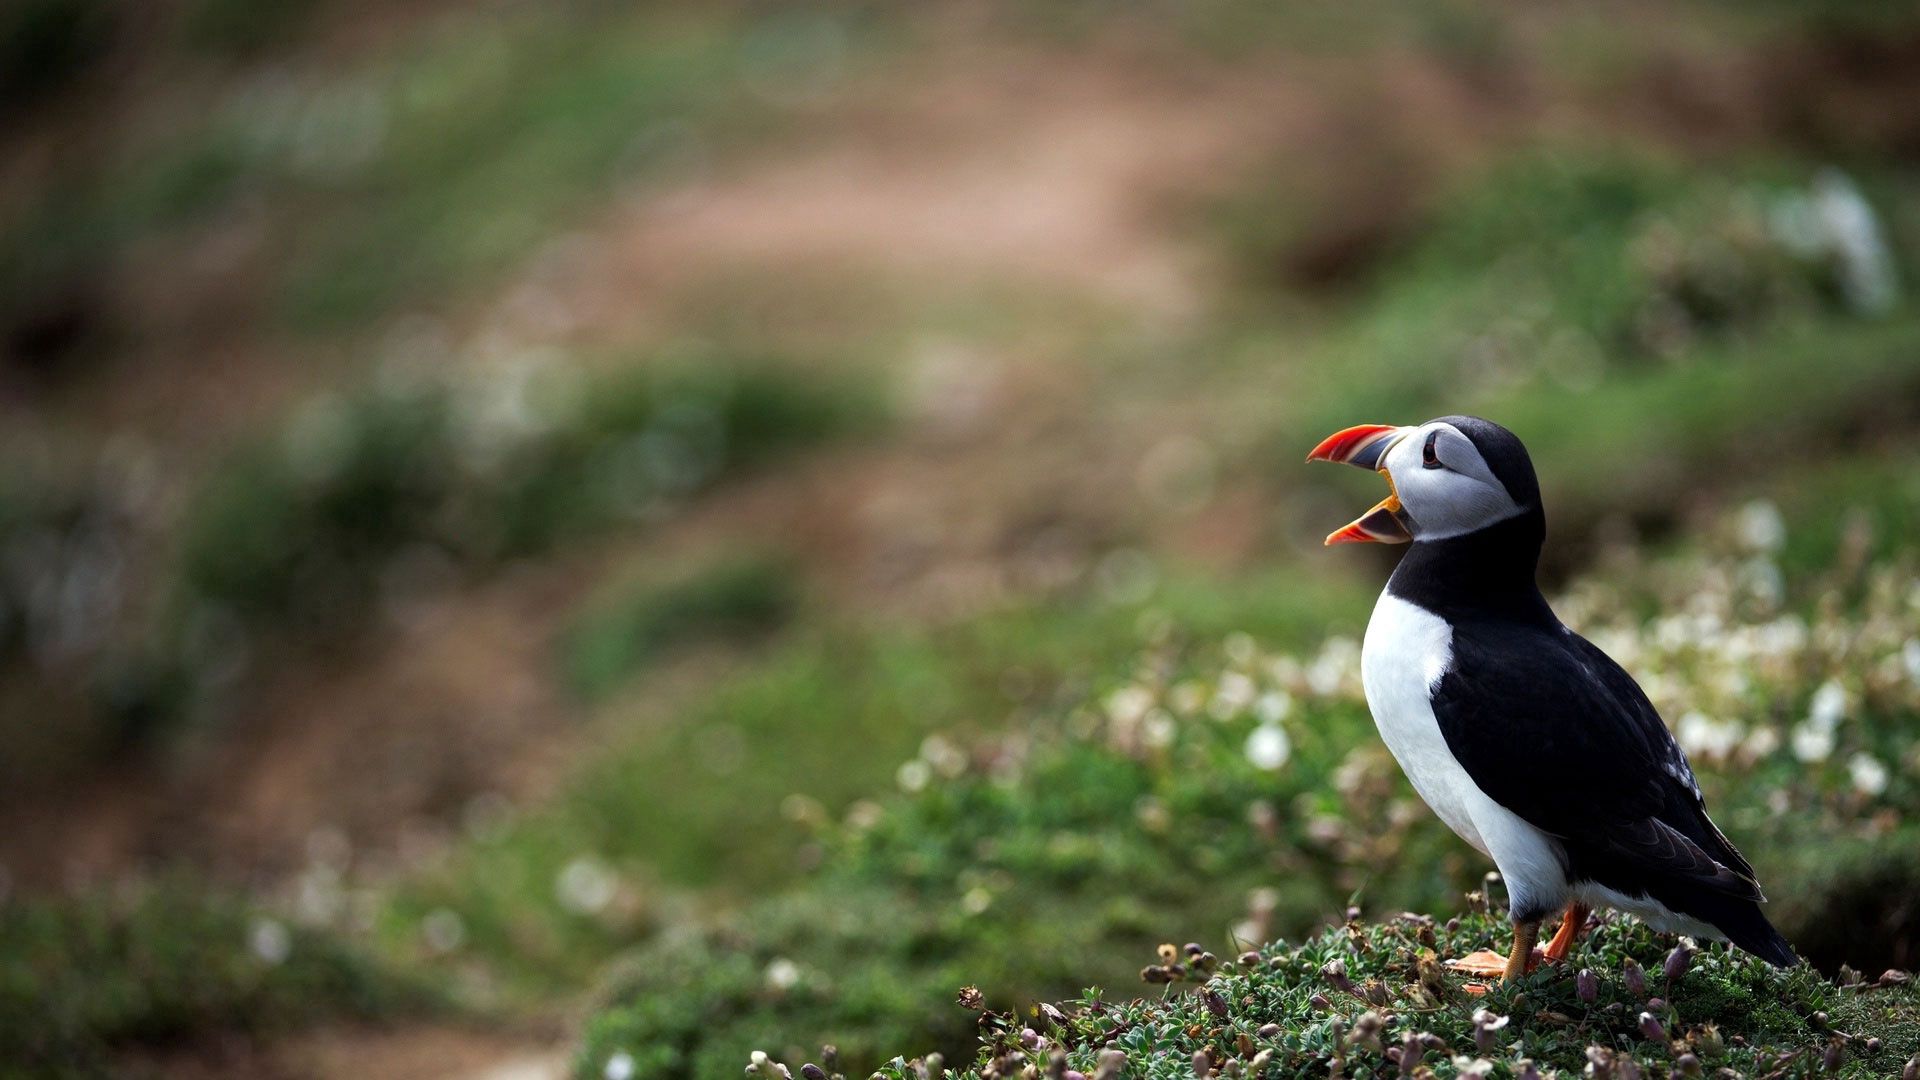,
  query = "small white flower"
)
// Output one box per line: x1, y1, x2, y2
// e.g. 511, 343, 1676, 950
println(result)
1808, 680, 1848, 732
1675, 711, 1743, 762
844, 800, 884, 830
1141, 709, 1177, 749
1791, 722, 1836, 763
1169, 681, 1207, 716
605, 1051, 636, 1080
764, 957, 801, 991
1244, 724, 1291, 771
1254, 689, 1293, 725
1306, 637, 1359, 697
249, 917, 292, 965
896, 759, 932, 792
1740, 725, 1781, 762
1813, 168, 1901, 315
921, 734, 969, 777
748, 1050, 792, 1080
556, 856, 618, 915
1225, 632, 1258, 665
961, 886, 993, 915
1734, 500, 1787, 553
1739, 557, 1784, 609
1106, 685, 1154, 725
1210, 671, 1258, 717
1849, 752, 1890, 797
